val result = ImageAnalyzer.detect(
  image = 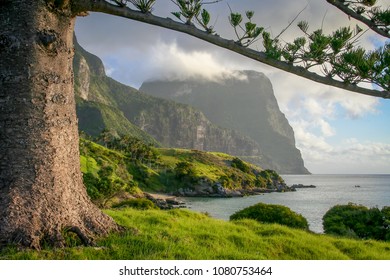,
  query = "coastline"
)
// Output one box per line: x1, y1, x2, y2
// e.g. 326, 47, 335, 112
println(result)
144, 184, 298, 209
181, 174, 390, 233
